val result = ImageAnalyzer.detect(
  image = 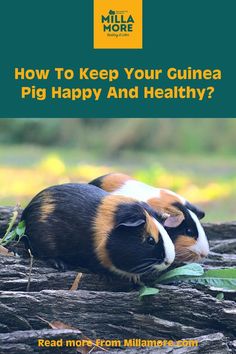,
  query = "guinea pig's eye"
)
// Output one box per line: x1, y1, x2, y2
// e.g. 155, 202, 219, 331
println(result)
186, 228, 193, 236
146, 236, 156, 245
